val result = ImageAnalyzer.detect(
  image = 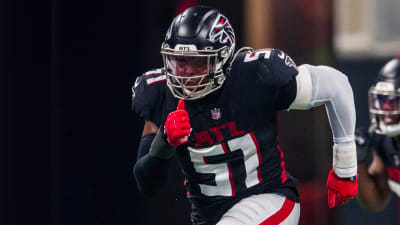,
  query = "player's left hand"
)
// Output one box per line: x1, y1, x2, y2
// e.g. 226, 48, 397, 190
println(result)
326, 169, 358, 208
